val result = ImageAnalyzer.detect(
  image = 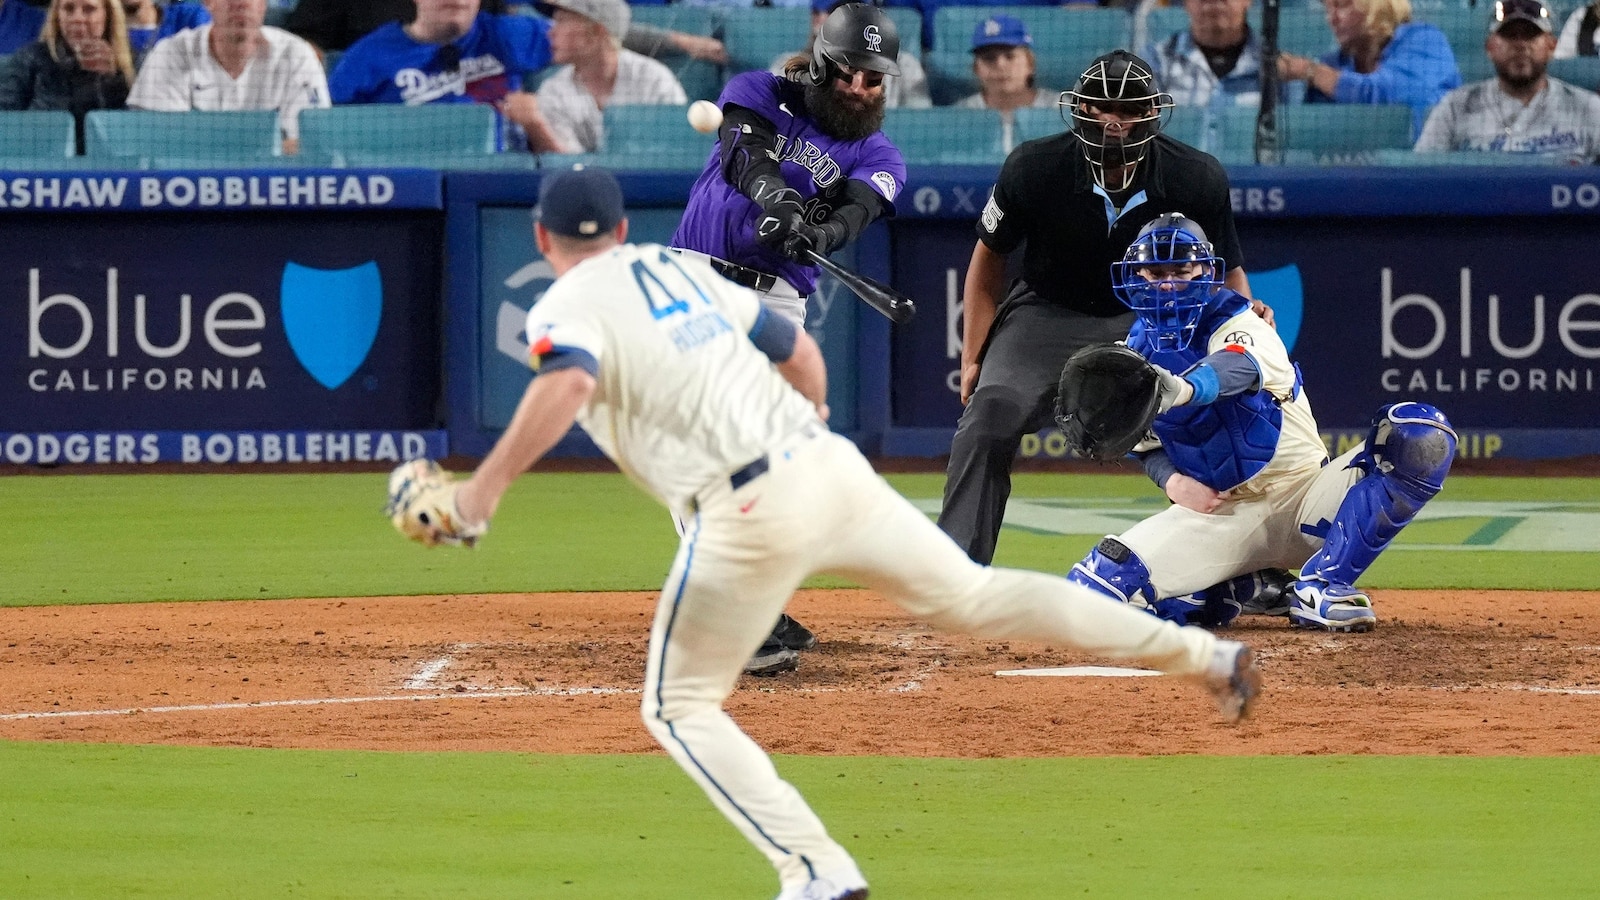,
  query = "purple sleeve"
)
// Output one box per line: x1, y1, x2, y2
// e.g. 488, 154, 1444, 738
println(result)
719, 72, 787, 126
841, 135, 907, 212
